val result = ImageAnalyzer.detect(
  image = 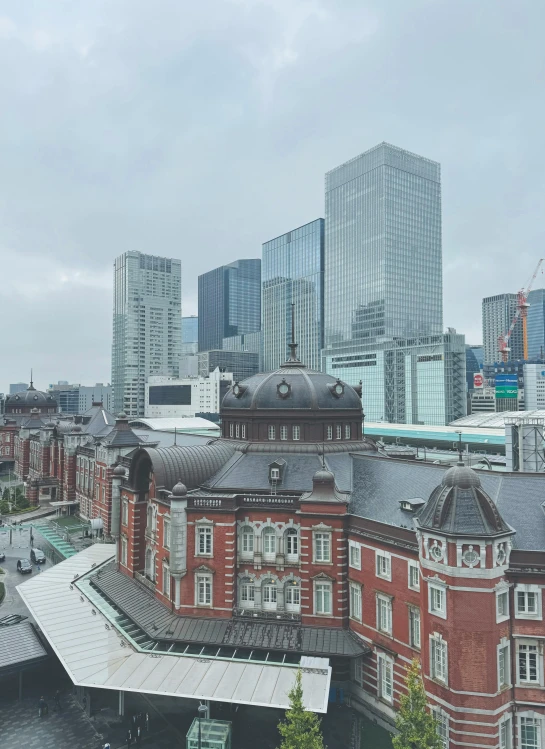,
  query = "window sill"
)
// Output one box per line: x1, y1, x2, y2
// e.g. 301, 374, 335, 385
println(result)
376, 575, 392, 583
314, 612, 333, 617
429, 676, 448, 687
377, 630, 393, 639
515, 614, 542, 621
429, 609, 447, 620
195, 554, 213, 558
